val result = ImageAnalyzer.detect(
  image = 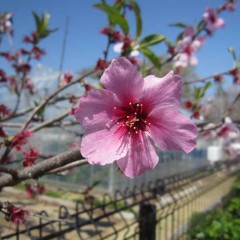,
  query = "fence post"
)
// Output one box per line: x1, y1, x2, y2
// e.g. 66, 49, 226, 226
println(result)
139, 203, 156, 240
